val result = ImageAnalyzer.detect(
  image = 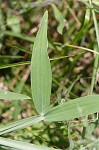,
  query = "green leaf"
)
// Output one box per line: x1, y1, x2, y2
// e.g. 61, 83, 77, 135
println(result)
0, 137, 57, 150
0, 55, 23, 59
0, 61, 30, 69
45, 95, 99, 122
31, 11, 52, 114
9, 45, 32, 54
71, 7, 90, 44
51, 4, 65, 34
83, 8, 91, 28
0, 30, 33, 42
0, 115, 42, 135
0, 89, 30, 100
